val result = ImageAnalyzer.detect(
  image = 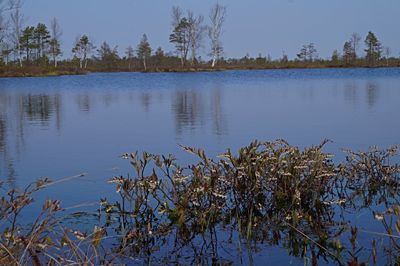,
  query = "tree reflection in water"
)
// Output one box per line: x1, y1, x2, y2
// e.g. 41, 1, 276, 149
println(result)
0, 93, 62, 183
